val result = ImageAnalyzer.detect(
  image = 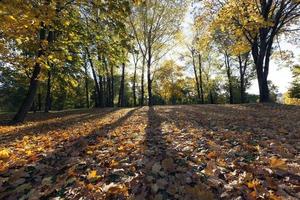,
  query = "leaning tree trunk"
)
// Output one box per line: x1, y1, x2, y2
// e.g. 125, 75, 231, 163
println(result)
198, 54, 204, 104
118, 63, 126, 107
44, 69, 52, 112
13, 26, 47, 123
